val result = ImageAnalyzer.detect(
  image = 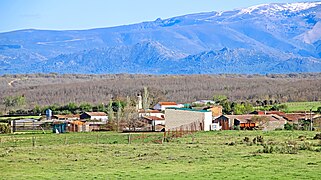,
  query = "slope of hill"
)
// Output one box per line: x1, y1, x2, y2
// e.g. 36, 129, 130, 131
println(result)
0, 2, 321, 74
